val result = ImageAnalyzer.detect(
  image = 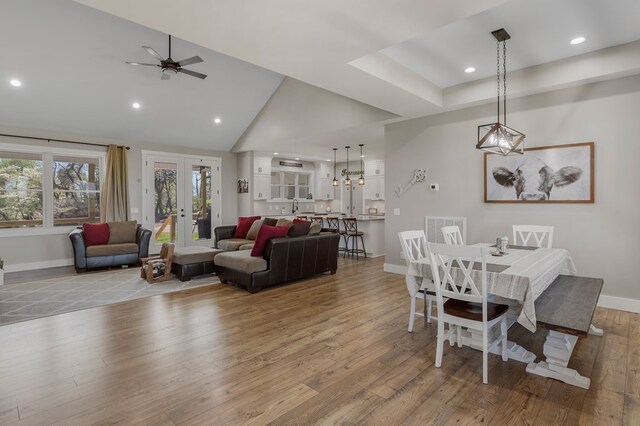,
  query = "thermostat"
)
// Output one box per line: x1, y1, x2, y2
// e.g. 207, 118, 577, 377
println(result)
430, 184, 439, 191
